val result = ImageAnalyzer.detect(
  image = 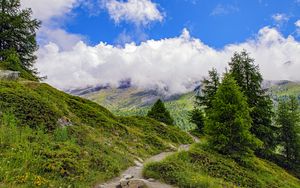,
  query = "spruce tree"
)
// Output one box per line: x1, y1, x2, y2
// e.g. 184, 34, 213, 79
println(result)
229, 50, 276, 155
0, 0, 41, 79
189, 108, 205, 133
147, 99, 174, 125
276, 96, 300, 165
206, 74, 260, 158
196, 68, 220, 111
